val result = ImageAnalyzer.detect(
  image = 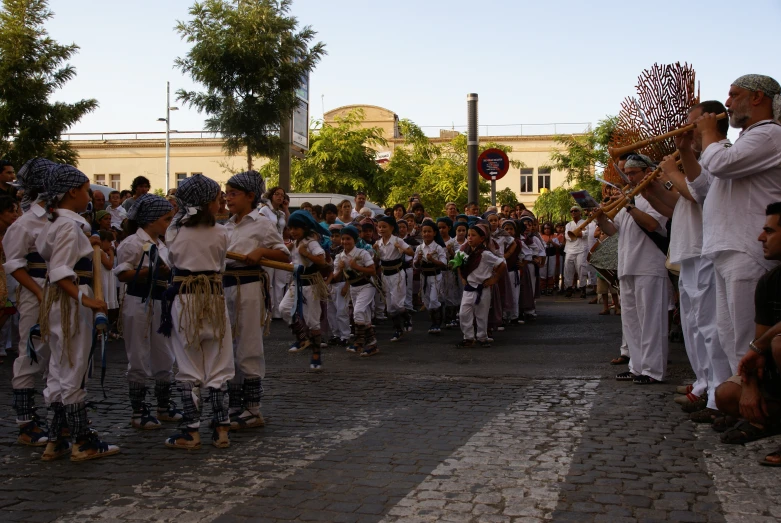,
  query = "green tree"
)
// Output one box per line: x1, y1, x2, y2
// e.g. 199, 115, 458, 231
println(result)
496, 187, 518, 208
383, 120, 522, 215
174, 0, 325, 169
535, 116, 616, 222
546, 116, 618, 186
0, 0, 98, 167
